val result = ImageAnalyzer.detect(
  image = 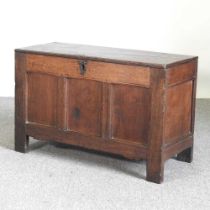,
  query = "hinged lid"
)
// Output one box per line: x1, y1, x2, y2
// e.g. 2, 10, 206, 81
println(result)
16, 42, 197, 69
